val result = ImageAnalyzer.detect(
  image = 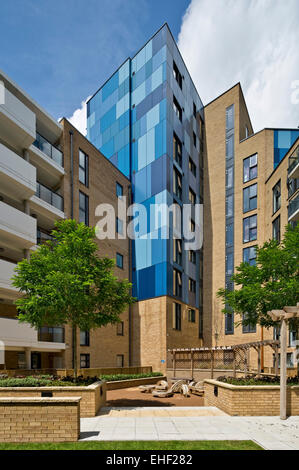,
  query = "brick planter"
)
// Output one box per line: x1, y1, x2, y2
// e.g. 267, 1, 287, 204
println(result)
0, 397, 80, 442
0, 380, 106, 417
204, 379, 299, 416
